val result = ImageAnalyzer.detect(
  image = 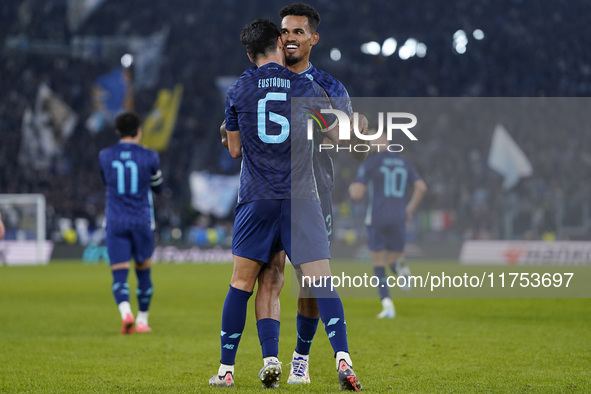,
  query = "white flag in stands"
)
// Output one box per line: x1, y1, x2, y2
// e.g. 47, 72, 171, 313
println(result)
487, 124, 533, 190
